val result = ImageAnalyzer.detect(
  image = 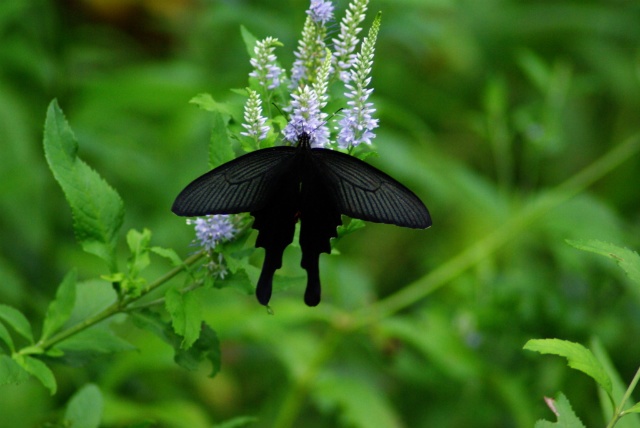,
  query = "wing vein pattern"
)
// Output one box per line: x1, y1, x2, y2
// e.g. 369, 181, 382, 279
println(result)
311, 149, 431, 229
172, 147, 296, 216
